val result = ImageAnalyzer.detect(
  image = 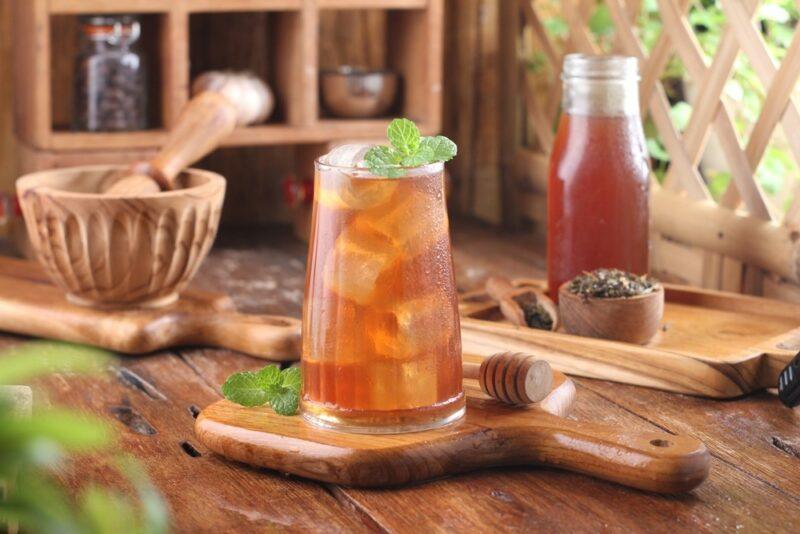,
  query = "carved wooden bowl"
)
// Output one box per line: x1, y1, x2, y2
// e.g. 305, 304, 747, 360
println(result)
17, 165, 225, 309
558, 282, 665, 345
